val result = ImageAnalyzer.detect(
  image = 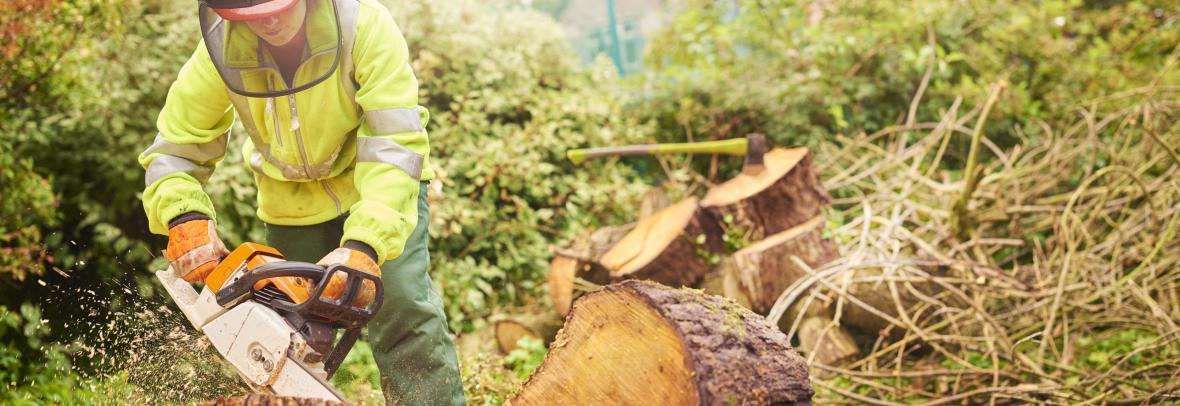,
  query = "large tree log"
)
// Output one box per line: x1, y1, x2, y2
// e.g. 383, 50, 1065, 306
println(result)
509, 280, 813, 406
199, 395, 345, 406
548, 224, 632, 315
596, 198, 723, 287
700, 148, 830, 240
